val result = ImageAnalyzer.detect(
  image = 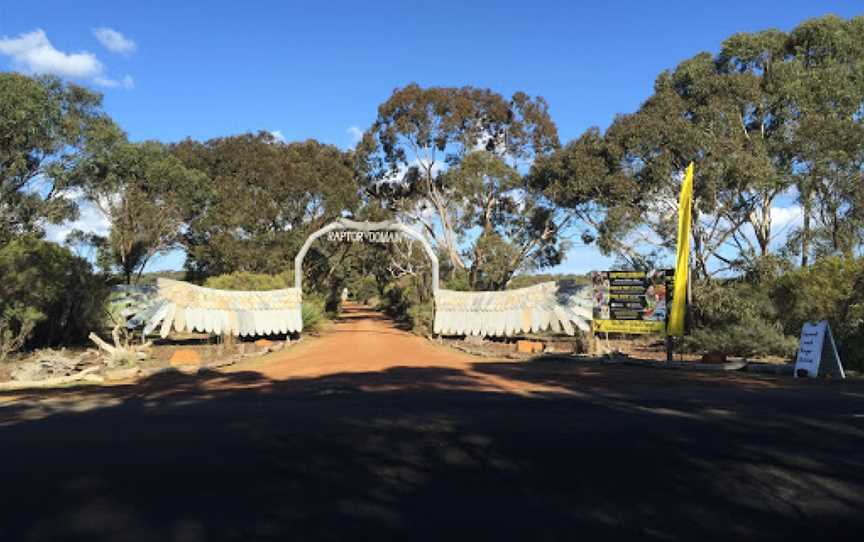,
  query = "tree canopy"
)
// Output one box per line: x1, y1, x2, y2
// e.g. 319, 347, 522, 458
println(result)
0, 73, 109, 242
356, 83, 566, 289
171, 132, 359, 278
534, 15, 864, 277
